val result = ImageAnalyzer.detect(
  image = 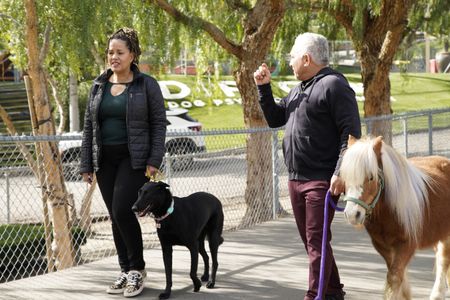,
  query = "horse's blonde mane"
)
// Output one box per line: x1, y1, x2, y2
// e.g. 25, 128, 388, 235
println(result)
341, 137, 431, 242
